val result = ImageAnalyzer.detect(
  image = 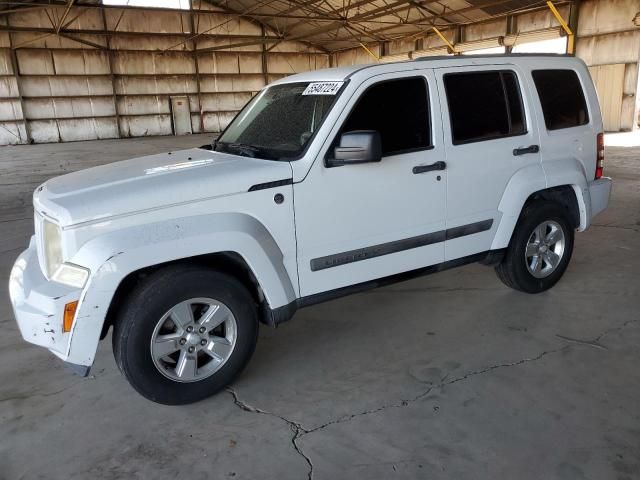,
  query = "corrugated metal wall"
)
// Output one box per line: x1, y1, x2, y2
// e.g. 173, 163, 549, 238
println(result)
0, 2, 329, 145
